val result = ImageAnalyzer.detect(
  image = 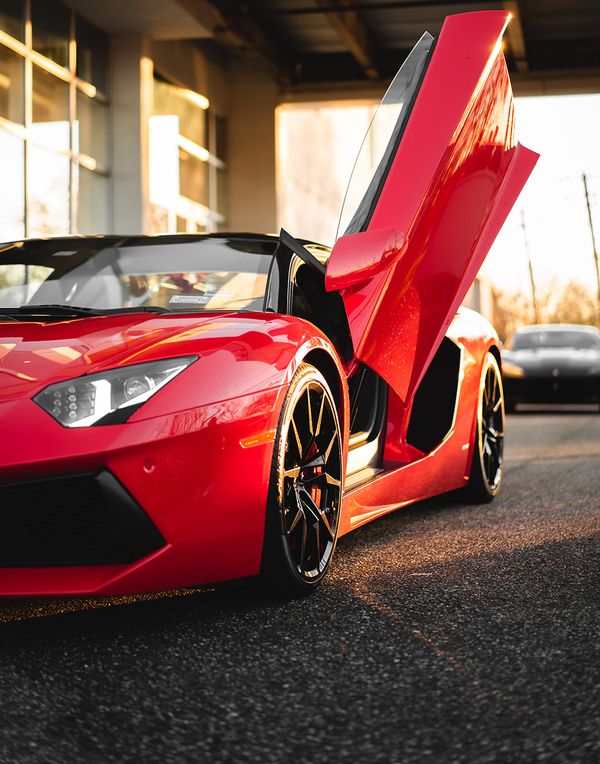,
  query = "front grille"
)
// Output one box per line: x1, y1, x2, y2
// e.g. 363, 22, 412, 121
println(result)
506, 377, 600, 404
0, 471, 165, 566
